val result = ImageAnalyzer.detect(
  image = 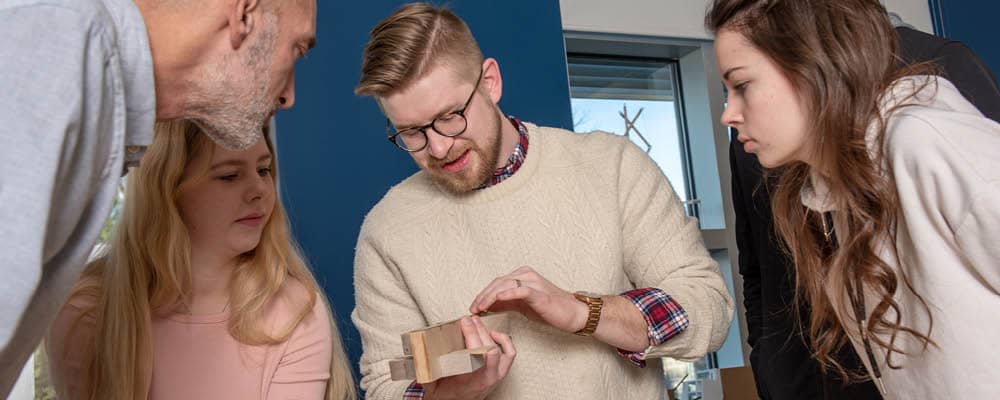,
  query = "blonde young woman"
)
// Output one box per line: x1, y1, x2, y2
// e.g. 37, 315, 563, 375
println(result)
707, 0, 1000, 399
46, 120, 356, 400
